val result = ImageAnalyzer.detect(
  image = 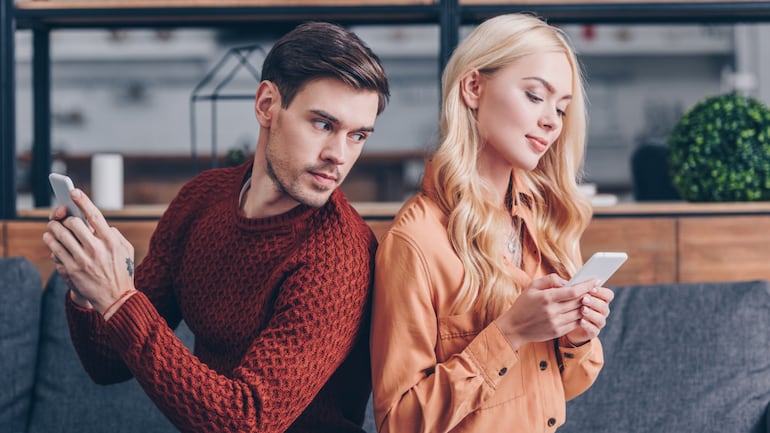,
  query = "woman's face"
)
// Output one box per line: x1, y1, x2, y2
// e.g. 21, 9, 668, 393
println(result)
472, 51, 573, 173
